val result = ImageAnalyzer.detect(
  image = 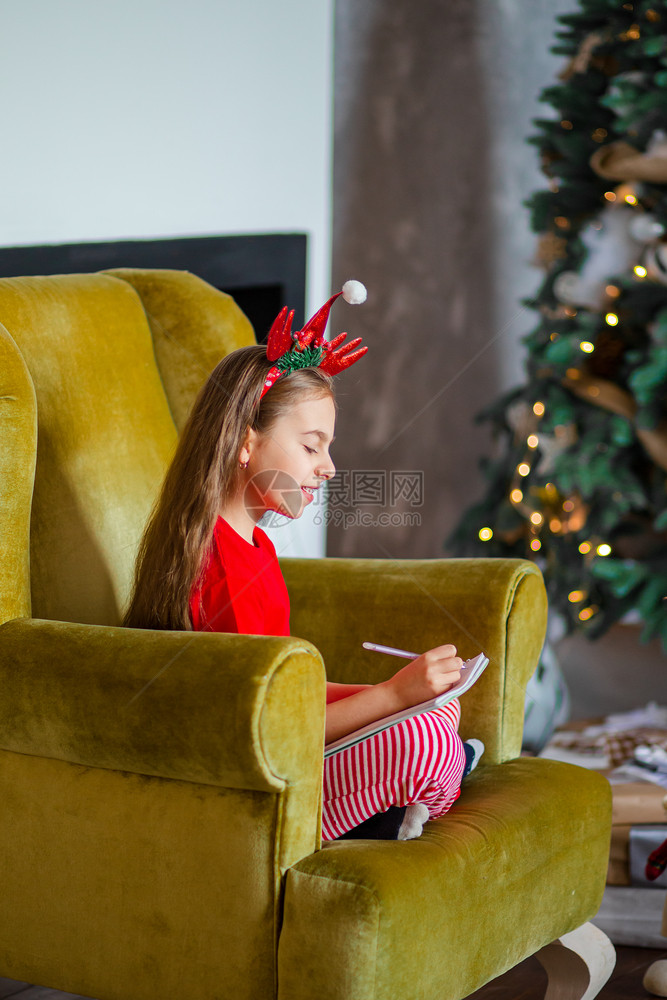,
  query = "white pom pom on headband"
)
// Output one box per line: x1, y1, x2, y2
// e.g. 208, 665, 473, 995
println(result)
260, 280, 368, 399
341, 279, 367, 305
